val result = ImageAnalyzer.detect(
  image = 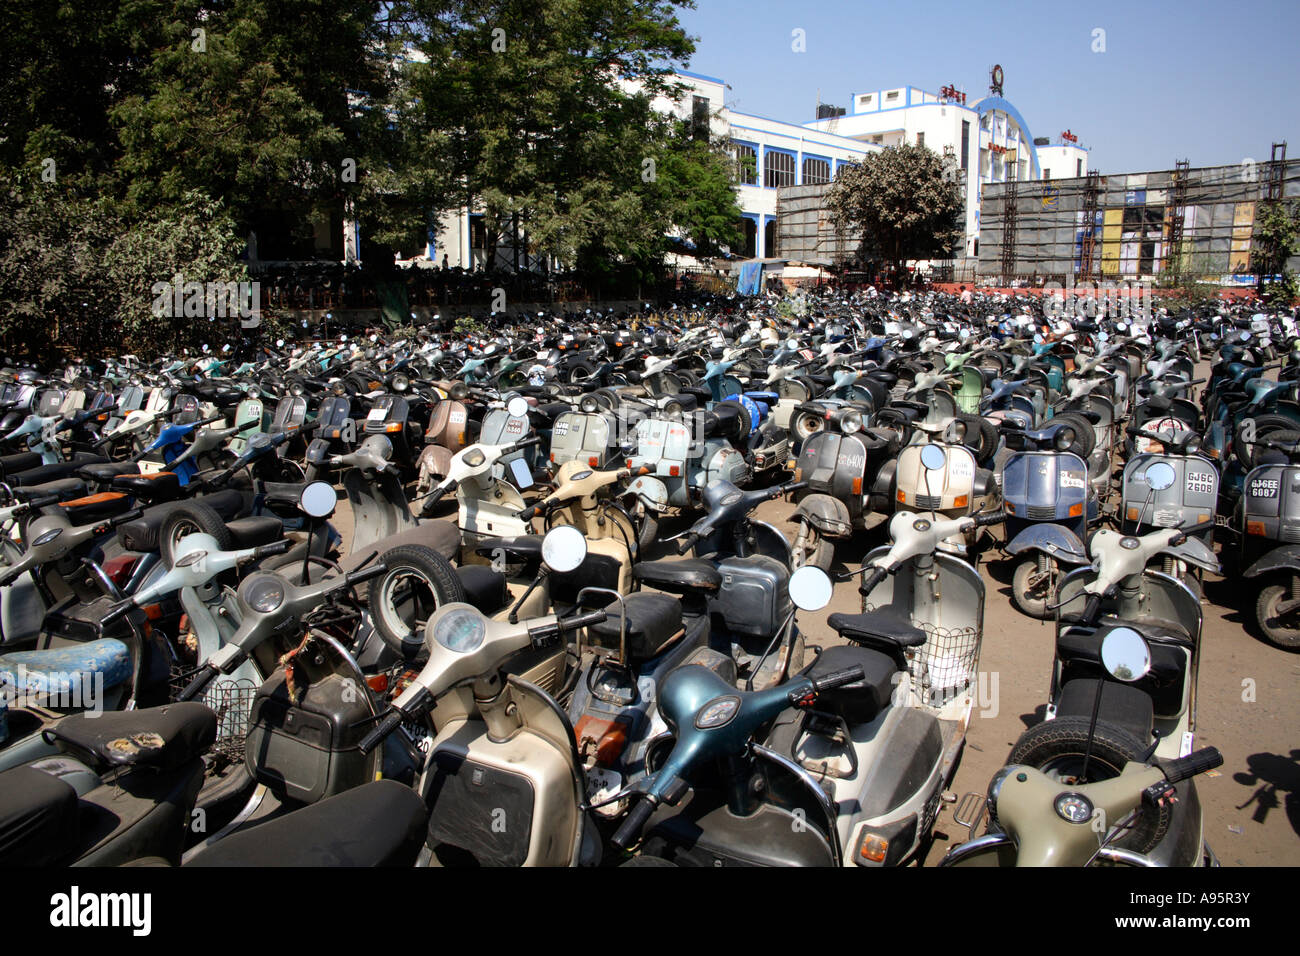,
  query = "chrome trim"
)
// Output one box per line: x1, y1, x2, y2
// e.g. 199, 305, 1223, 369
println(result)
1095, 847, 1160, 867
751, 741, 842, 864
937, 832, 1014, 867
